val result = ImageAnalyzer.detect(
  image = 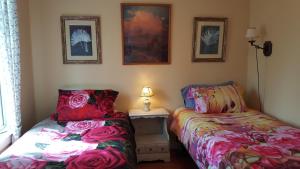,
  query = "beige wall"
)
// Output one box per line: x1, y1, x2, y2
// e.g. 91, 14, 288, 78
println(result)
29, 0, 249, 121
18, 0, 36, 132
247, 0, 300, 126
